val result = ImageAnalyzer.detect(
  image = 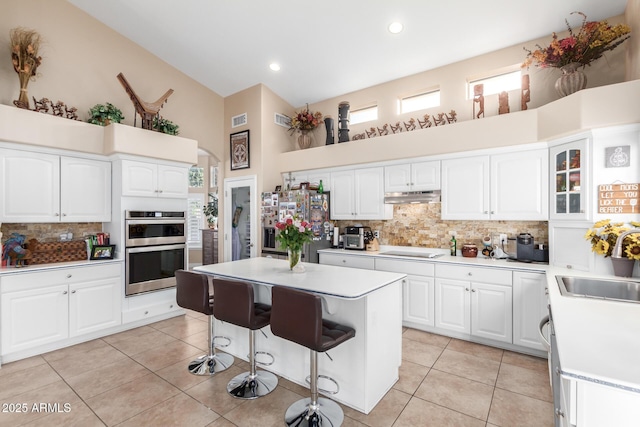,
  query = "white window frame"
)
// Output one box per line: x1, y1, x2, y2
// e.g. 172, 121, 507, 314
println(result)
467, 69, 522, 99
187, 194, 205, 248
350, 105, 378, 125
399, 90, 441, 114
